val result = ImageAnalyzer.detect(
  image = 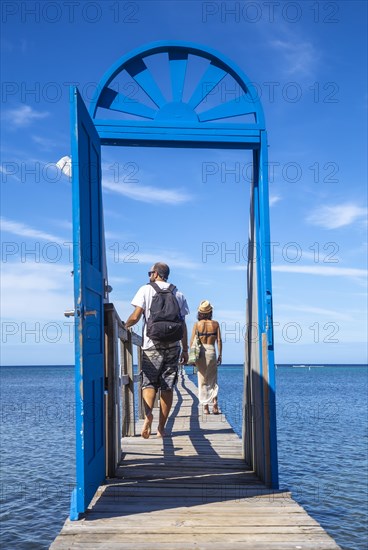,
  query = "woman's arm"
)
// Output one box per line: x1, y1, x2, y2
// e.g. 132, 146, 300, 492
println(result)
189, 322, 197, 348
216, 322, 222, 365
